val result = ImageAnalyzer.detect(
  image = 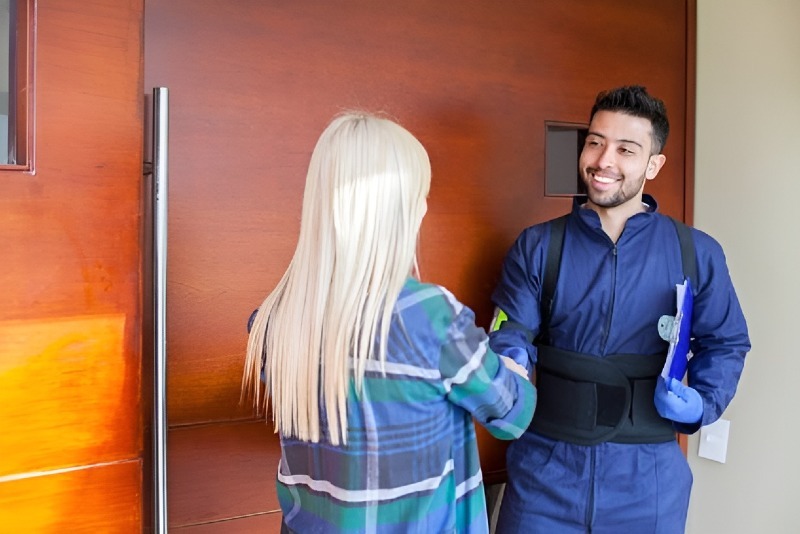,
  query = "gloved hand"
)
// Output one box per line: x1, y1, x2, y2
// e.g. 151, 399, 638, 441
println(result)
654, 377, 703, 424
